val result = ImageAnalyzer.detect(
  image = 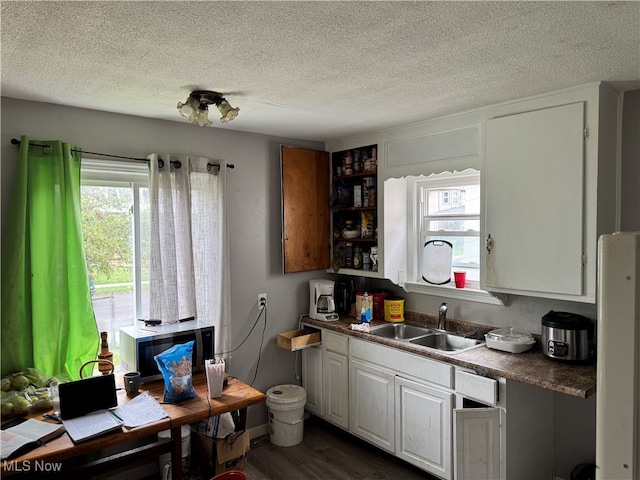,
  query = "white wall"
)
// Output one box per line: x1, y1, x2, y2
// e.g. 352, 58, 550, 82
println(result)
1, 97, 330, 428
